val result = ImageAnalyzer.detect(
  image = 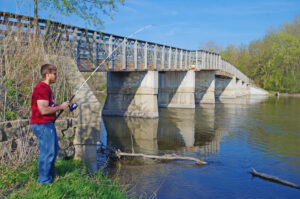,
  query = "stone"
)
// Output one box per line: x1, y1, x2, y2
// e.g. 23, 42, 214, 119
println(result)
3, 127, 18, 140
65, 146, 75, 157
62, 128, 75, 138
56, 129, 64, 139
0, 129, 7, 141
59, 139, 71, 149
55, 120, 68, 130
58, 146, 75, 159
0, 140, 16, 156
